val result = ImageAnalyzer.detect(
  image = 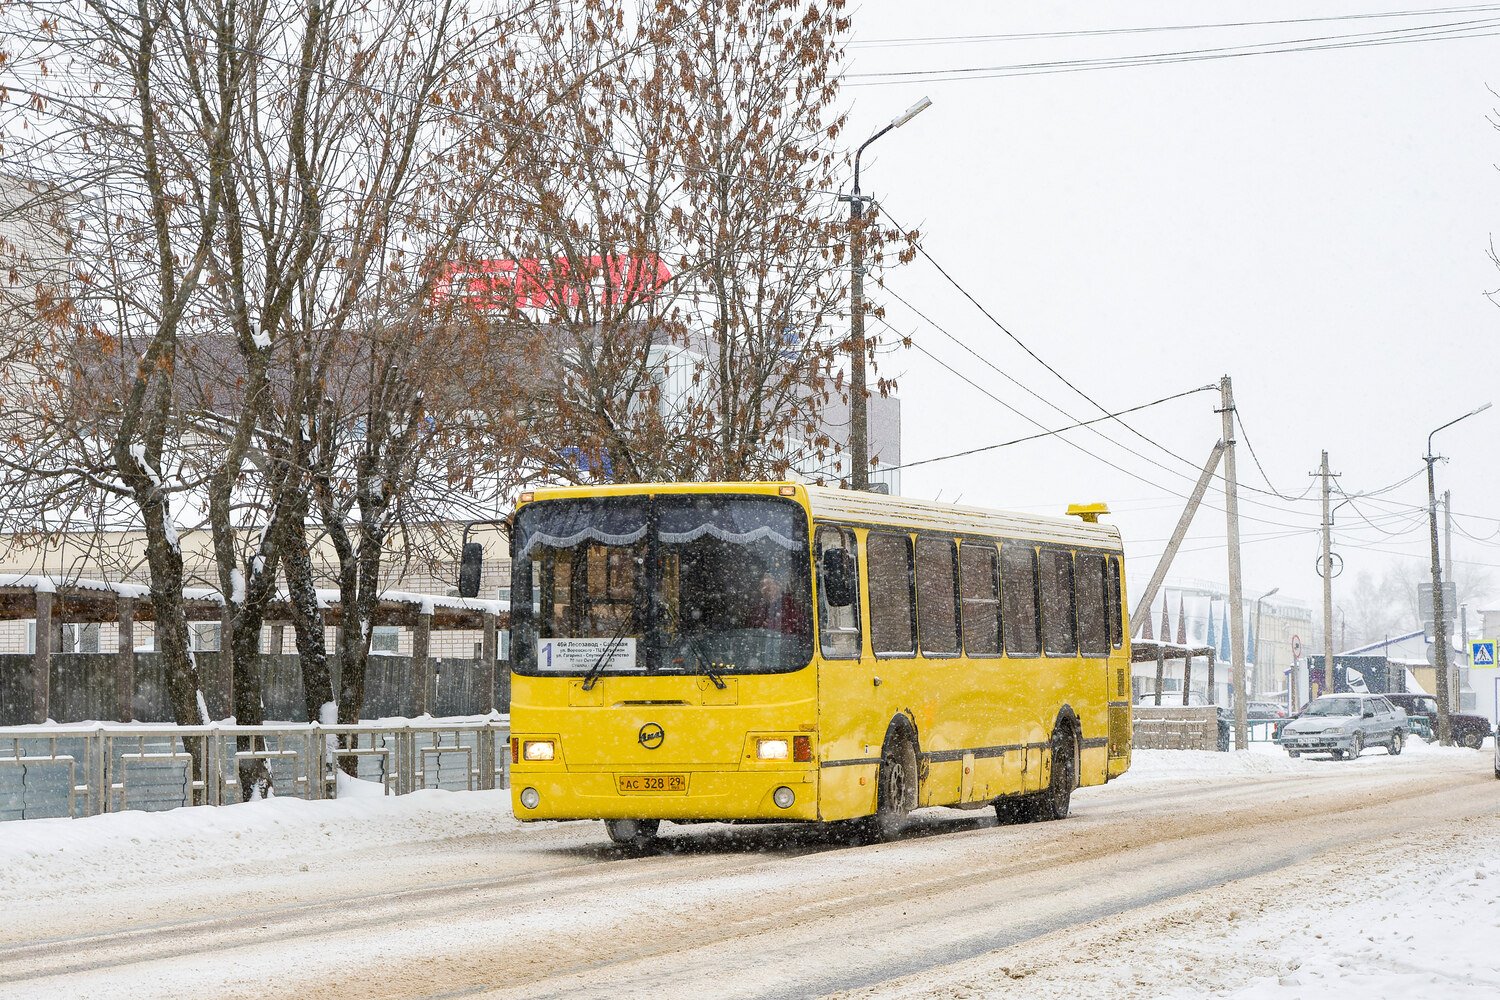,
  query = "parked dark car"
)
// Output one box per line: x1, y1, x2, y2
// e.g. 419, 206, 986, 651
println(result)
1246, 700, 1288, 720
1381, 693, 1492, 748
